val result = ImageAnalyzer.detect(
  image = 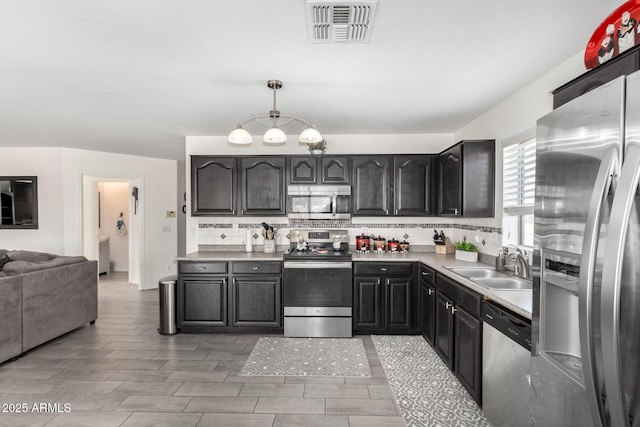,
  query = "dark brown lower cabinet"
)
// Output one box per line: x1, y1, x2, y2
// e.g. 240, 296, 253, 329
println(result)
386, 278, 412, 330
353, 277, 382, 330
434, 291, 454, 368
178, 260, 283, 333
231, 276, 281, 327
420, 281, 436, 346
454, 307, 482, 404
433, 272, 483, 405
353, 262, 415, 333
179, 277, 228, 327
